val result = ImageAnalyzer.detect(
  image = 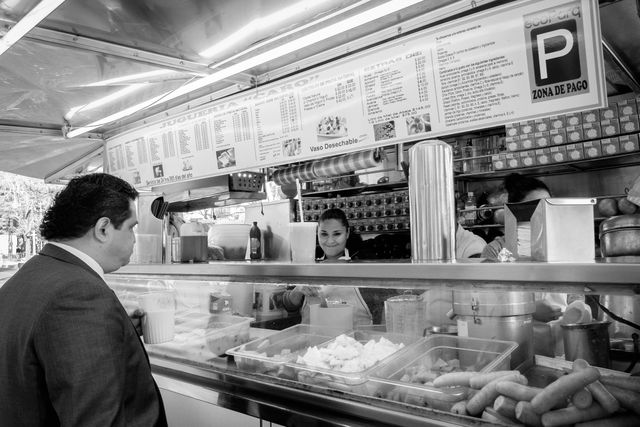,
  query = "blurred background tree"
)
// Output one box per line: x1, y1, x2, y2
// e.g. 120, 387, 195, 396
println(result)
0, 172, 61, 257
